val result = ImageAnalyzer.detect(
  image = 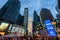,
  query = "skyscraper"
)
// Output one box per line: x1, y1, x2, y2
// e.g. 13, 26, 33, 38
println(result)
33, 11, 40, 33
33, 11, 40, 24
58, 0, 60, 9
40, 8, 54, 22
16, 14, 24, 25
28, 17, 32, 36
1, 0, 21, 23
55, 0, 60, 28
0, 0, 12, 17
24, 8, 28, 30
56, 14, 60, 20
56, 0, 60, 22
